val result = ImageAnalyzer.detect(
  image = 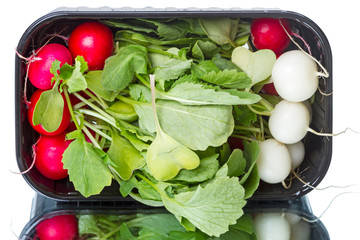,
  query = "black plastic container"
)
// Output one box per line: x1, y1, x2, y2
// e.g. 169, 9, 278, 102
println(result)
19, 194, 330, 239
15, 8, 332, 201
